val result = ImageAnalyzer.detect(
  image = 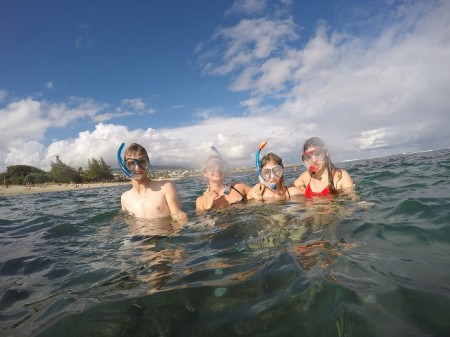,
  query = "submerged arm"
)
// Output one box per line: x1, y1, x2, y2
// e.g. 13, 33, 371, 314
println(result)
164, 181, 187, 221
292, 171, 308, 189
